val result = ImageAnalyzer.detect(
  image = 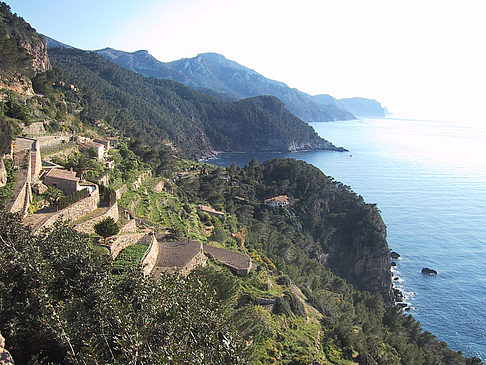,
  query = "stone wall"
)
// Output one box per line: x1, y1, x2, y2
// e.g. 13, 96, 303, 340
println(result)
31, 140, 42, 180
119, 219, 137, 234
0, 157, 6, 188
21, 121, 46, 135
74, 202, 119, 234
109, 231, 148, 259
8, 151, 32, 217
180, 251, 207, 276
141, 233, 159, 275
36, 185, 99, 232
114, 184, 127, 201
